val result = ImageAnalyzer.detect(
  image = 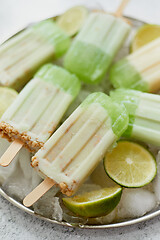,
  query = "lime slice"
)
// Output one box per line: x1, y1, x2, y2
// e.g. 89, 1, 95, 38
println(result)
56, 6, 89, 36
0, 87, 18, 117
104, 141, 157, 188
131, 24, 160, 52
62, 186, 122, 218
